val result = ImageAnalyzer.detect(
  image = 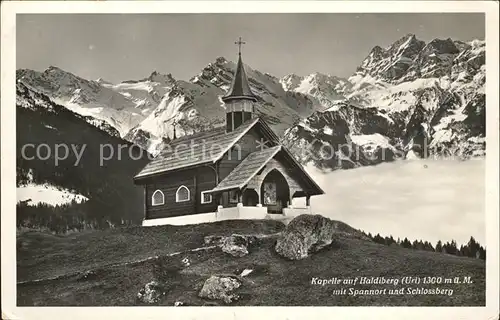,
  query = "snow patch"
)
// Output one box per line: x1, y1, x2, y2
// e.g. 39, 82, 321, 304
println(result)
432, 109, 467, 132
44, 124, 57, 130
322, 126, 334, 135
467, 136, 485, 144
17, 183, 88, 206
112, 81, 155, 92
139, 95, 187, 140
351, 133, 393, 150
298, 120, 318, 133
430, 129, 454, 145
405, 150, 420, 160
